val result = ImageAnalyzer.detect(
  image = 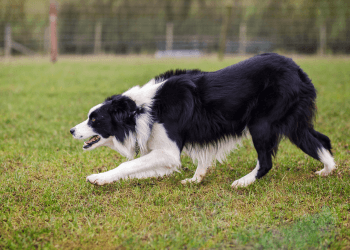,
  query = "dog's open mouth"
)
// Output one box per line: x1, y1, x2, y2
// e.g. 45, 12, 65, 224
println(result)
83, 135, 101, 149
